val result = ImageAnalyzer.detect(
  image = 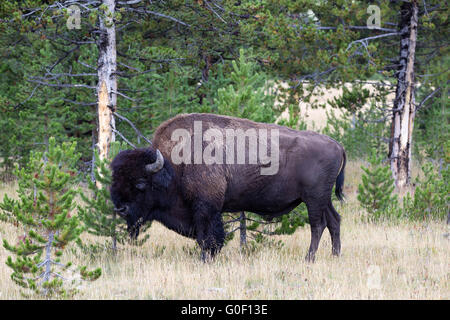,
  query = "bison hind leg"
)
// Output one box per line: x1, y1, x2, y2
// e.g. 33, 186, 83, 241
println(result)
326, 201, 341, 257
304, 201, 328, 263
